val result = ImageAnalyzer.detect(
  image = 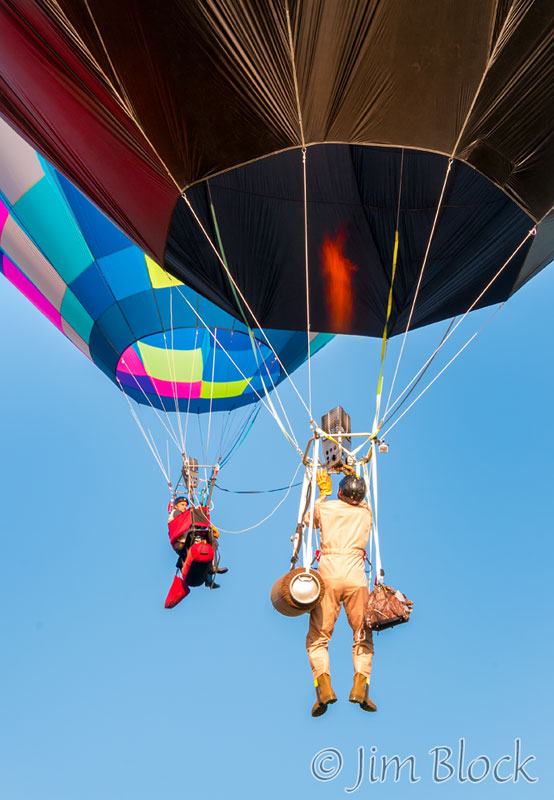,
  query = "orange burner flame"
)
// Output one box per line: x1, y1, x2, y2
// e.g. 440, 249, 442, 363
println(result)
320, 230, 358, 331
